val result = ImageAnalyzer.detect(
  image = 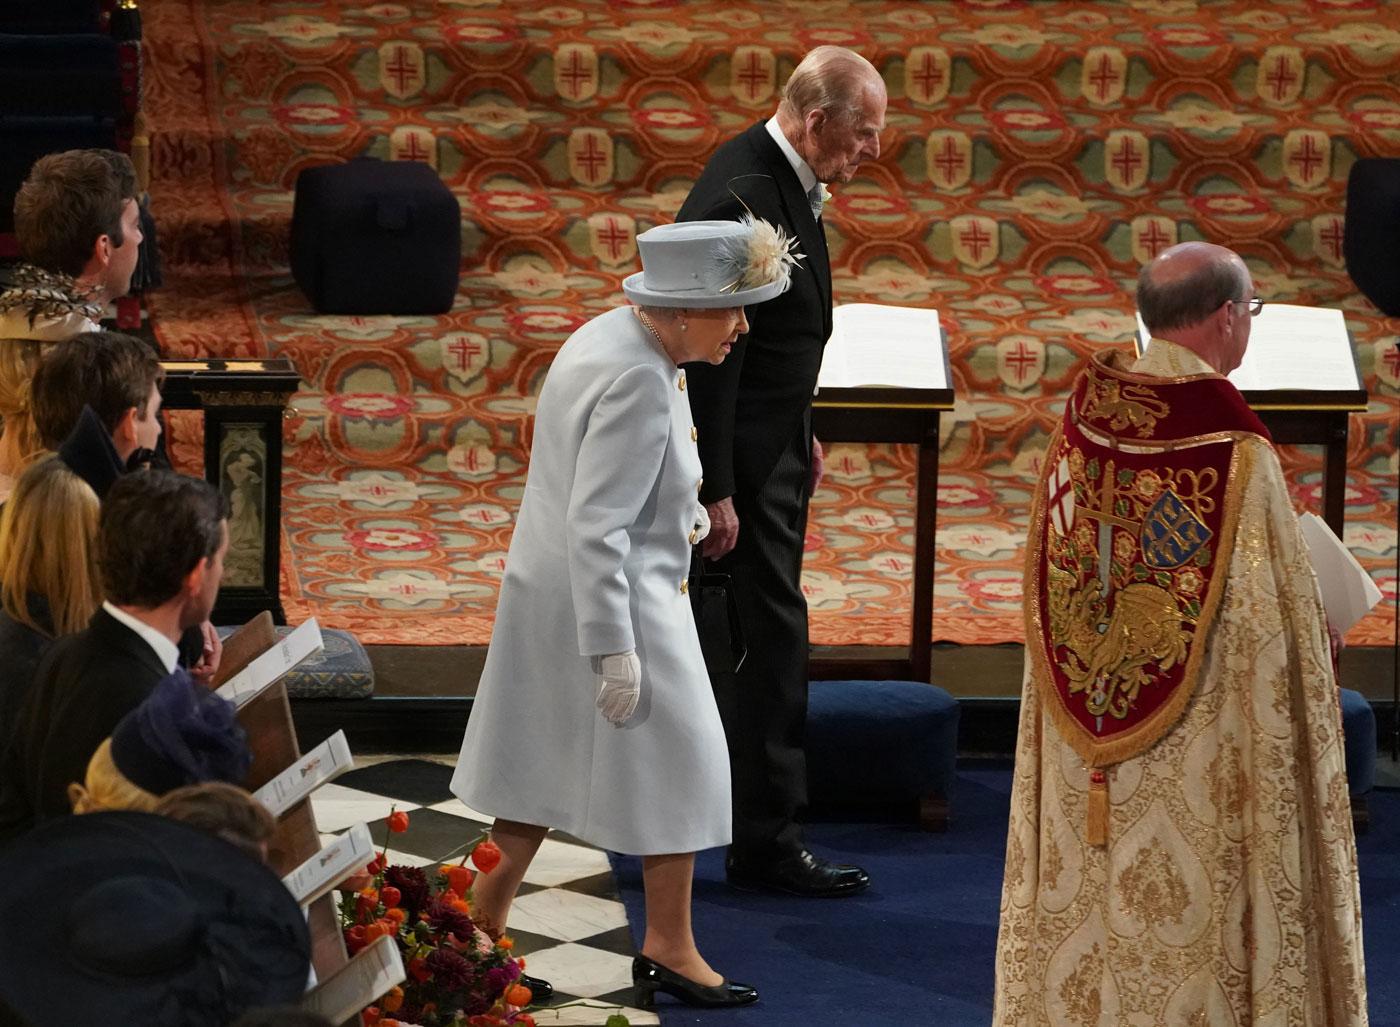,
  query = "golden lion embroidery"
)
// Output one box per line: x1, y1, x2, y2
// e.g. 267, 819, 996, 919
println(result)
1049, 568, 1193, 721
1078, 373, 1170, 438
